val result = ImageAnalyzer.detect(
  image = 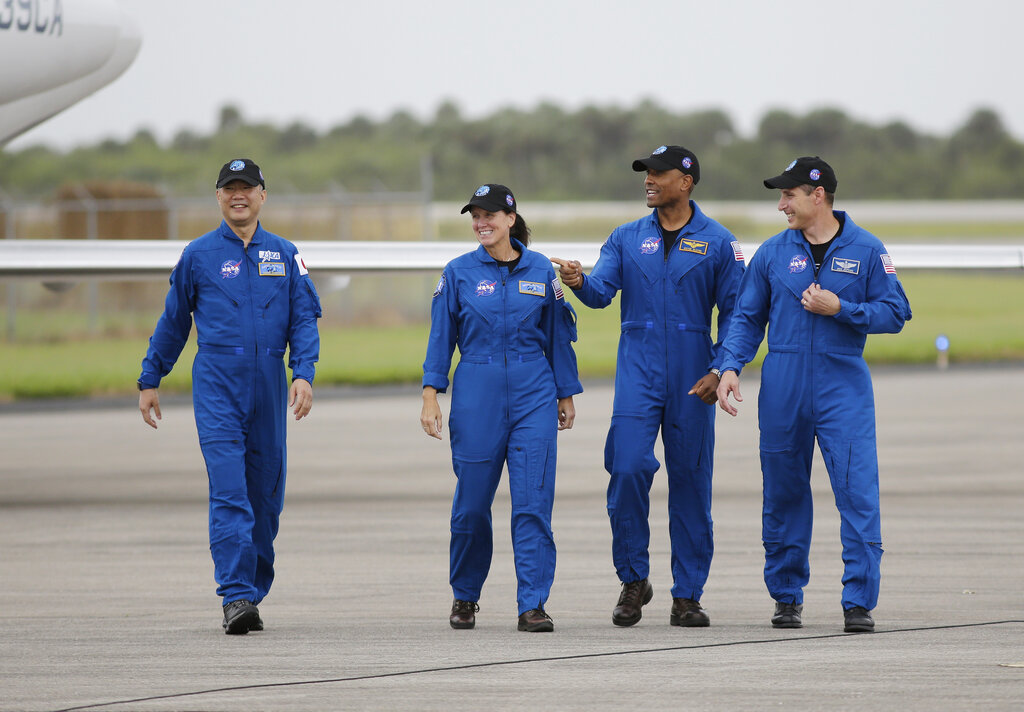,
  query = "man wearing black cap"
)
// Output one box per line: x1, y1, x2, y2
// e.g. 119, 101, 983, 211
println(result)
552, 145, 745, 628
715, 156, 911, 633
138, 158, 322, 634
